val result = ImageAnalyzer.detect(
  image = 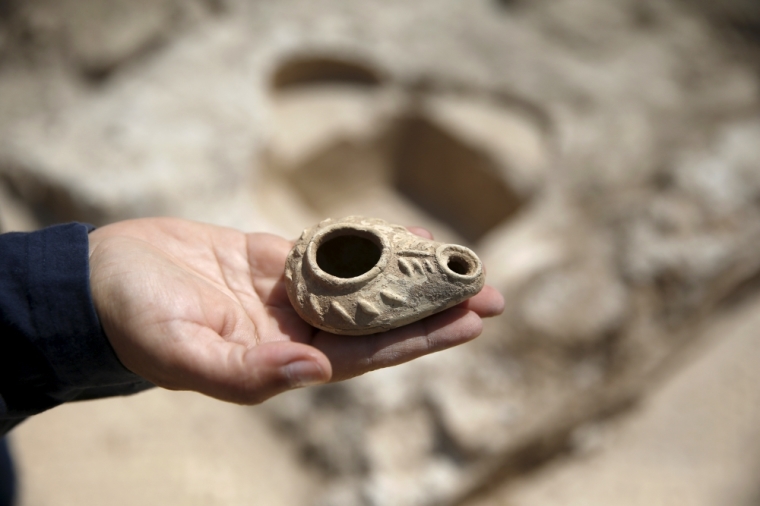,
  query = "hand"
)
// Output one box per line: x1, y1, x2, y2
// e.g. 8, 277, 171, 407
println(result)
88, 218, 504, 404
